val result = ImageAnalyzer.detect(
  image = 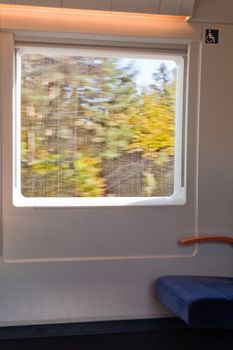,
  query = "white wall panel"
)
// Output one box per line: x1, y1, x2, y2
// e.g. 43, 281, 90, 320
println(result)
0, 251, 231, 326
0, 18, 233, 328
192, 0, 233, 23
0, 7, 201, 262
0, 0, 233, 329
198, 24, 233, 236
0, 30, 2, 257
